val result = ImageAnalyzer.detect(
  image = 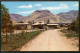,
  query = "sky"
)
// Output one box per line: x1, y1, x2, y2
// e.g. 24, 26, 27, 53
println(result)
1, 1, 79, 16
